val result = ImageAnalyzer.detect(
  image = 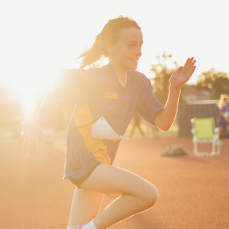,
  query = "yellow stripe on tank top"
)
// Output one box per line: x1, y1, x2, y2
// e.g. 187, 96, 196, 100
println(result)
72, 103, 111, 165
103, 91, 119, 99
